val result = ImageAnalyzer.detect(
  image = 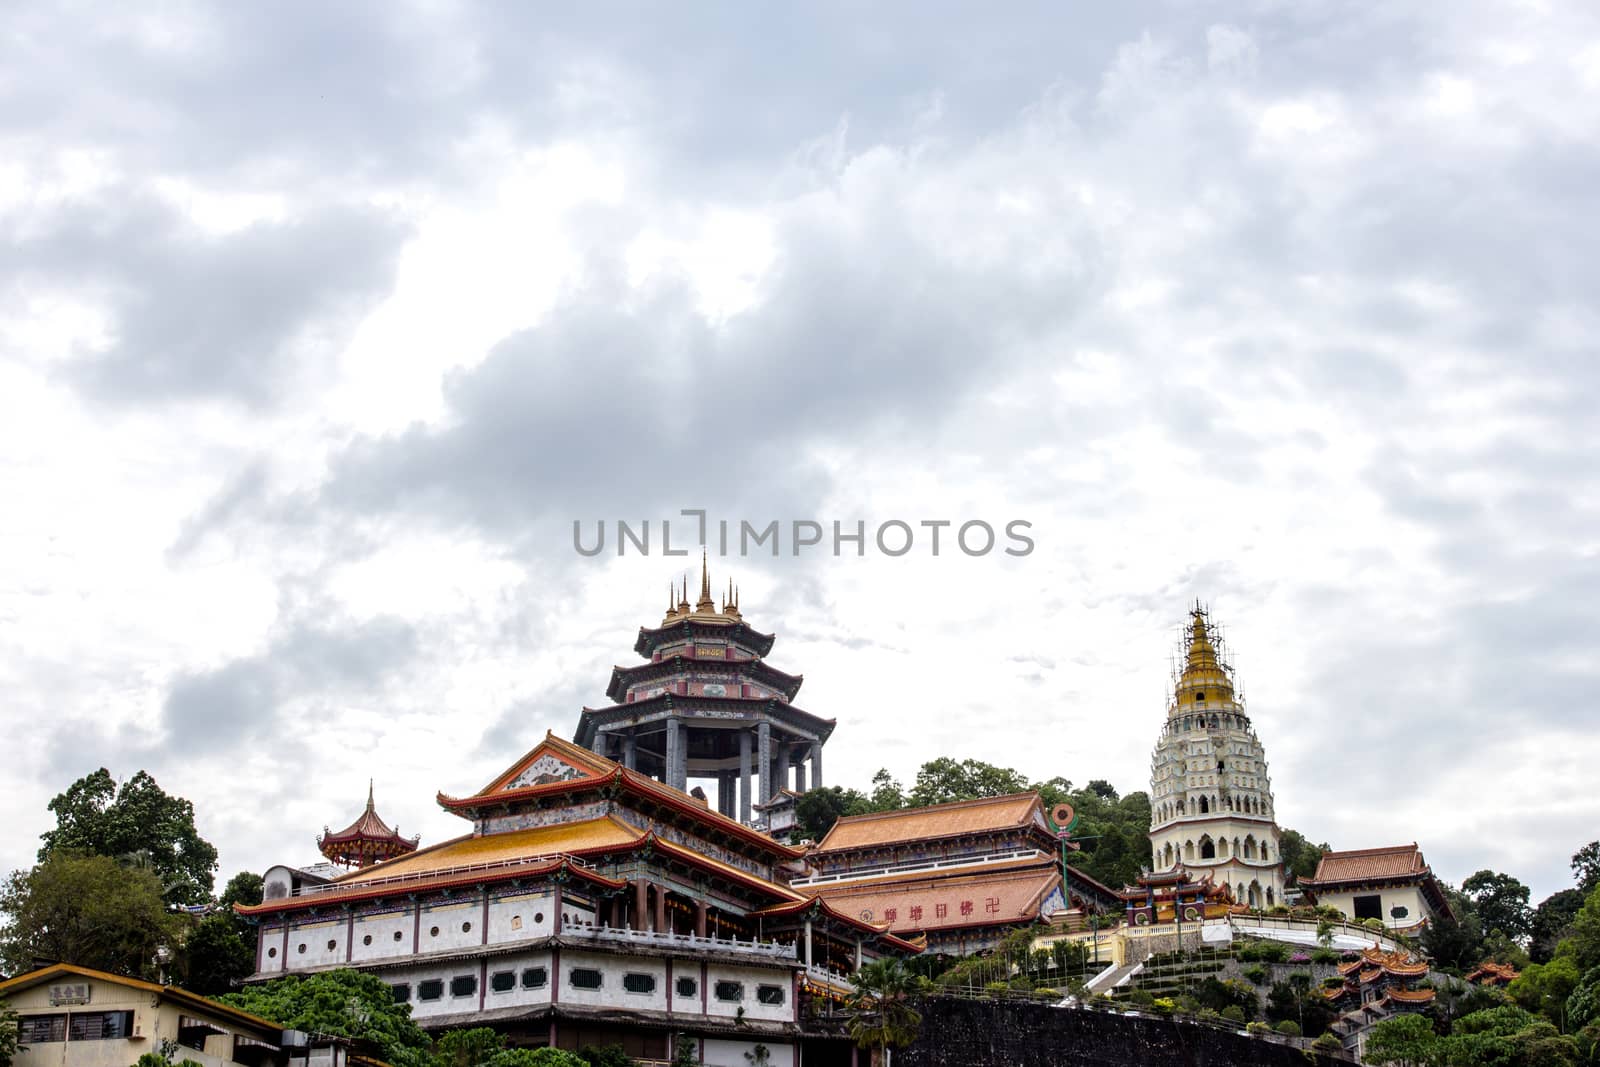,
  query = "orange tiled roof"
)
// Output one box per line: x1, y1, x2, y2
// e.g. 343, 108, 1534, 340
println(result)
334, 815, 645, 884
815, 793, 1043, 852
1465, 961, 1520, 984
1304, 844, 1428, 883
1385, 987, 1437, 1004
438, 733, 806, 860
809, 865, 1061, 935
